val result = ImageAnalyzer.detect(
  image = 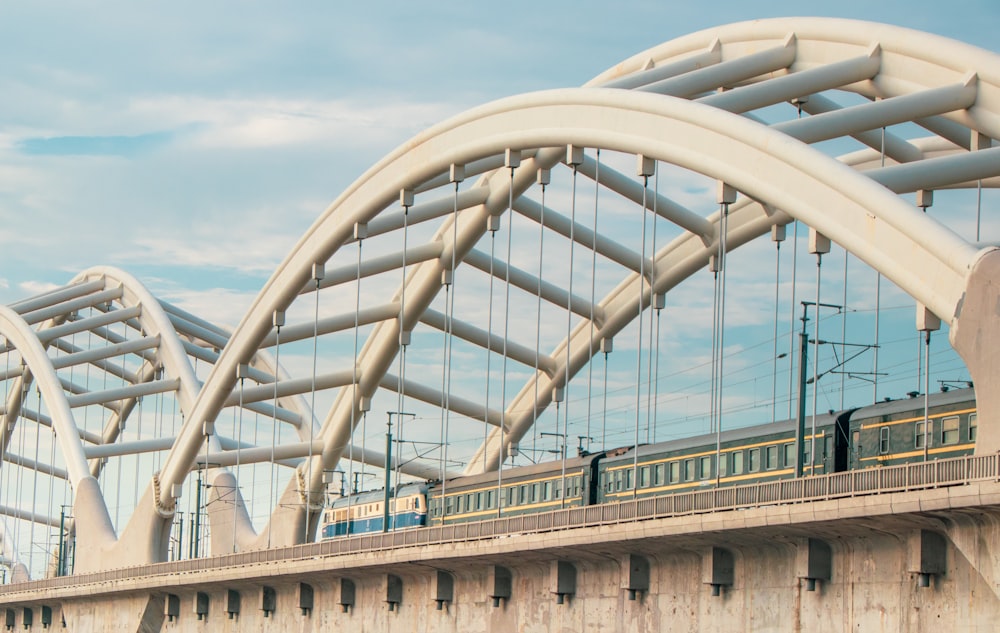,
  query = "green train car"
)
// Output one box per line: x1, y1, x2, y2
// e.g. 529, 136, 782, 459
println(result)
426, 453, 601, 525
851, 387, 976, 468
597, 411, 841, 502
